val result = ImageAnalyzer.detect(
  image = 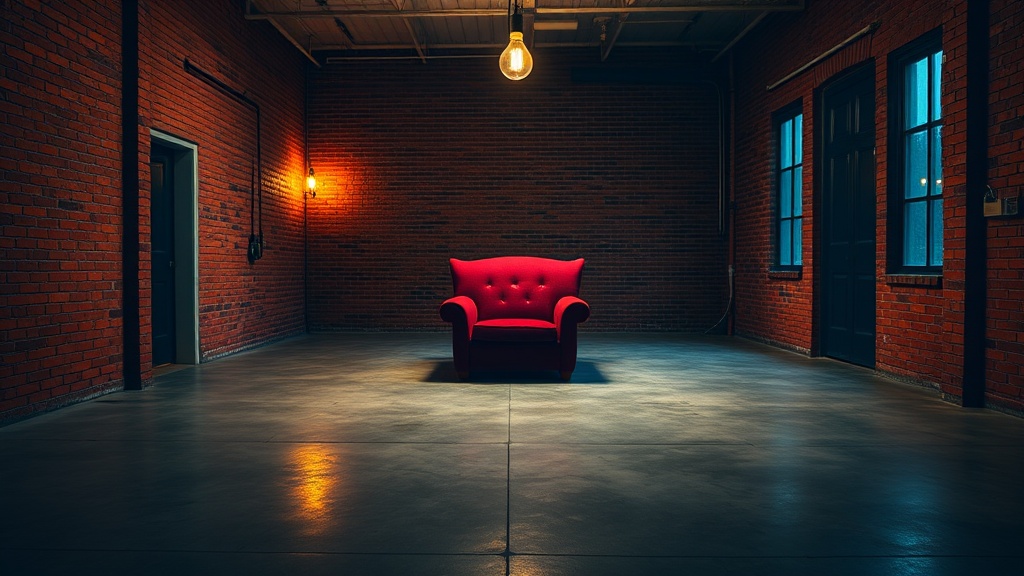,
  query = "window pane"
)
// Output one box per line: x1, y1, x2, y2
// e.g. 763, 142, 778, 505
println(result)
904, 201, 927, 266
905, 57, 929, 129
794, 114, 803, 163
931, 51, 942, 122
793, 166, 803, 216
780, 119, 793, 168
931, 126, 942, 197
905, 130, 929, 199
930, 199, 943, 266
780, 170, 792, 217
793, 217, 803, 265
780, 221, 792, 266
